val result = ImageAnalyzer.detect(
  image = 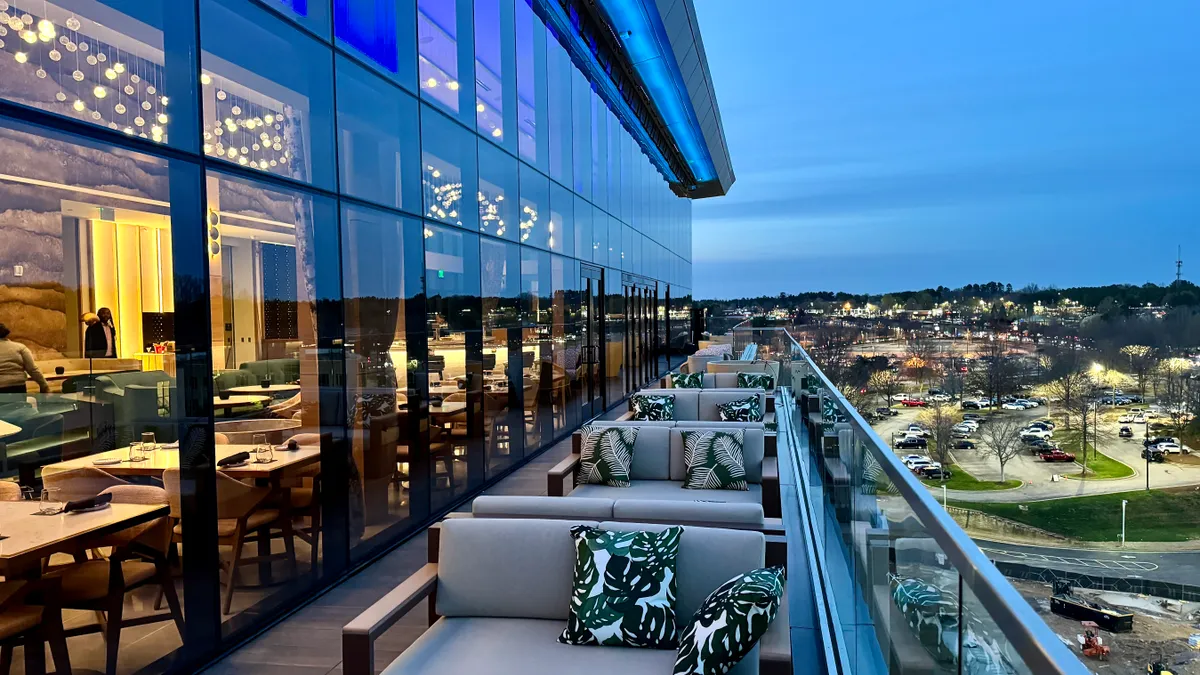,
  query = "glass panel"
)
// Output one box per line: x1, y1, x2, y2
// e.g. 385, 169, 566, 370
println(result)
514, 0, 546, 167
590, 90, 606, 210
206, 168, 336, 630
417, 0, 472, 123
546, 36, 573, 187
520, 247, 552, 451
269, 0, 331, 37
335, 0, 417, 89
341, 203, 423, 555
573, 194, 592, 261
548, 254, 569, 435
477, 140, 518, 241
604, 270, 624, 403
518, 161, 548, 248
0, 0, 198, 151
201, 0, 336, 188
548, 181, 572, 255
591, 204, 607, 265
421, 103, 478, 230
335, 55, 421, 213
480, 237, 523, 476
424, 222, 481, 508
570, 67, 590, 199
474, 0, 515, 150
